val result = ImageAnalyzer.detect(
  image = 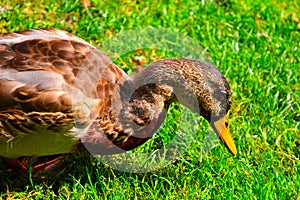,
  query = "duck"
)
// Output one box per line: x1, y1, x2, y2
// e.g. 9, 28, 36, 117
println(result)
0, 28, 237, 173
